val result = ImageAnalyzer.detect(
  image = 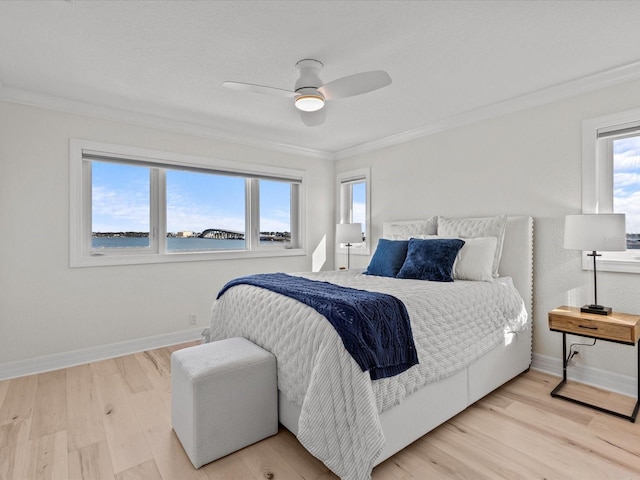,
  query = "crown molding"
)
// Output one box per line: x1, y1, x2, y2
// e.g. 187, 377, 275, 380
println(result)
334, 60, 640, 160
0, 85, 335, 161
4, 60, 640, 162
